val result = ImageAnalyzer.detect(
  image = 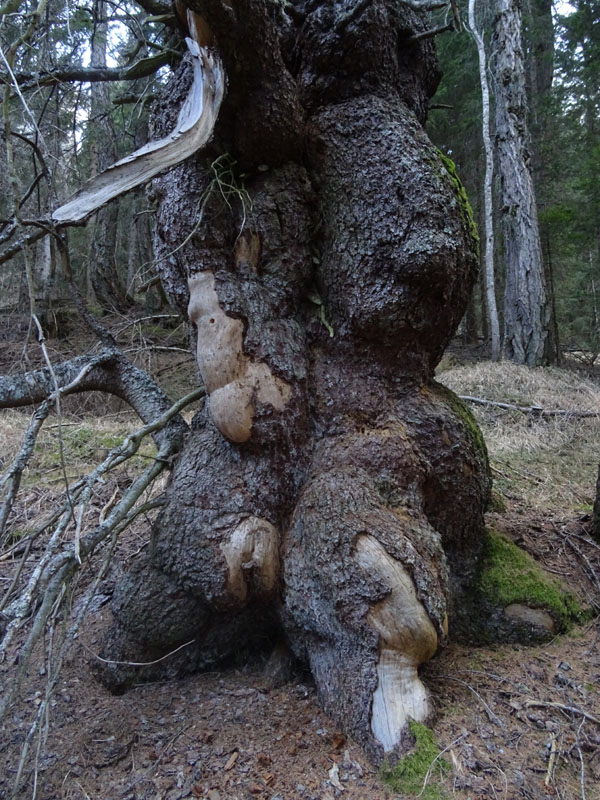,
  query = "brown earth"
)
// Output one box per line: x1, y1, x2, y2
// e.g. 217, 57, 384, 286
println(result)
1, 504, 598, 800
